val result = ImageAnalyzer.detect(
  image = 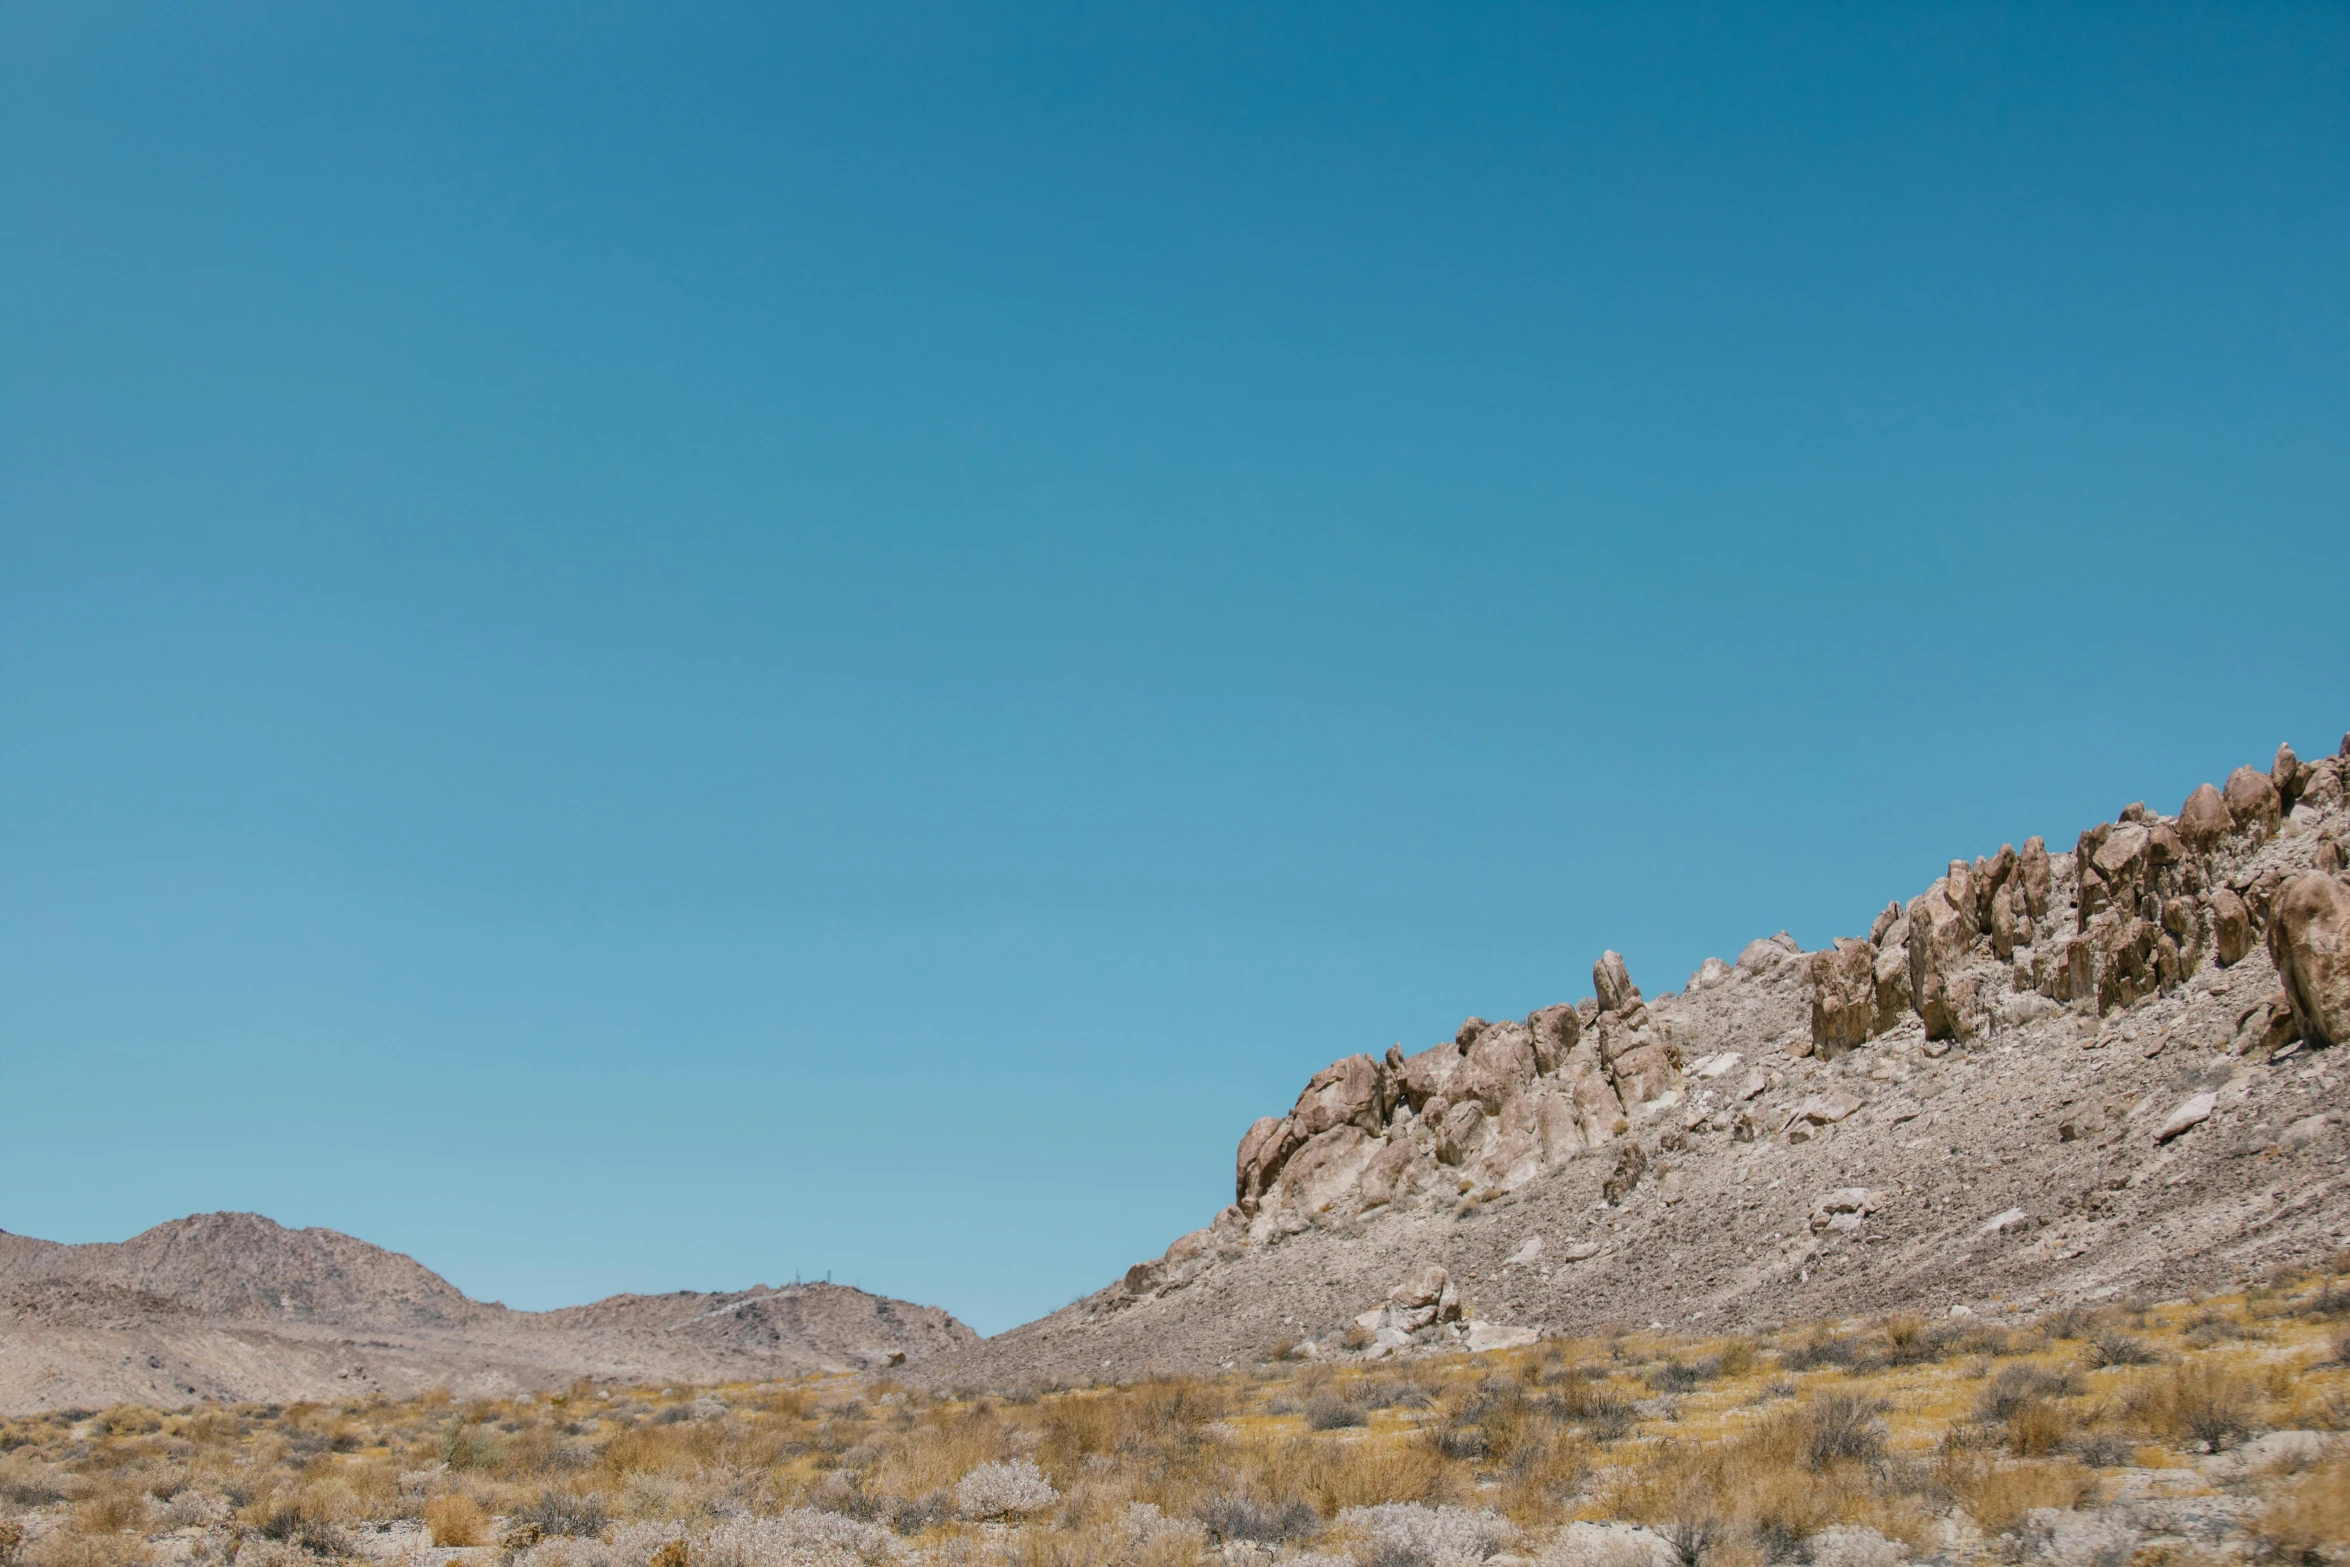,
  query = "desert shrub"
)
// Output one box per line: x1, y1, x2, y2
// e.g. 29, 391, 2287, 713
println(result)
1307, 1397, 1368, 1431
1647, 1361, 1703, 1395
1799, 1395, 1886, 1470
1712, 1341, 1758, 1378
73, 1484, 147, 1535
514, 1489, 608, 1538
424, 1493, 490, 1547
1938, 1456, 2095, 1536
1883, 1317, 1953, 1367
1196, 1496, 1321, 1545
1551, 1379, 1634, 1442
2129, 1362, 2259, 1450
2259, 1457, 2350, 1565
701, 1511, 906, 1567
2004, 1398, 2075, 1458
2067, 1432, 2137, 1468
1336, 1503, 1514, 1567
1358, 1378, 1436, 1411
952, 1459, 1058, 1520
438, 1422, 500, 1472
256, 1502, 346, 1558
2083, 1333, 2158, 1369
1975, 1365, 2080, 1423
1782, 1335, 1858, 1372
